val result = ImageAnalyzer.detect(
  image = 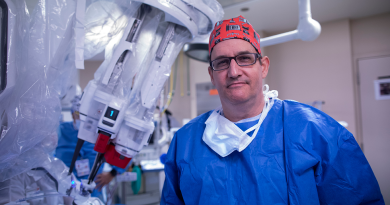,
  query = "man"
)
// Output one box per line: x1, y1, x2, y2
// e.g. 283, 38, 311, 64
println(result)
161, 16, 384, 204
